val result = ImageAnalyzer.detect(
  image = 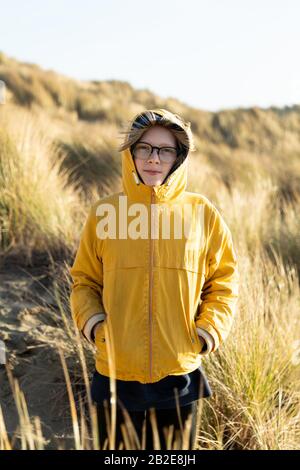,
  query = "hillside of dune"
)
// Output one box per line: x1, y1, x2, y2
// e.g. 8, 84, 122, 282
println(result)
0, 51, 300, 450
